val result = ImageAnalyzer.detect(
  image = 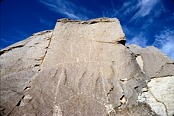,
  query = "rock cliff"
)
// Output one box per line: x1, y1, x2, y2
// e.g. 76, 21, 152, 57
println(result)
0, 18, 174, 116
